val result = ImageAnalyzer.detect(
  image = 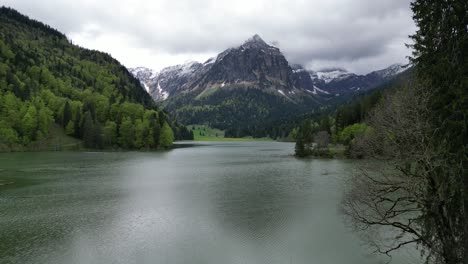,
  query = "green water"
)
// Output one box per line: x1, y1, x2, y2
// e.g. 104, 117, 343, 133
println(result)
0, 141, 419, 264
